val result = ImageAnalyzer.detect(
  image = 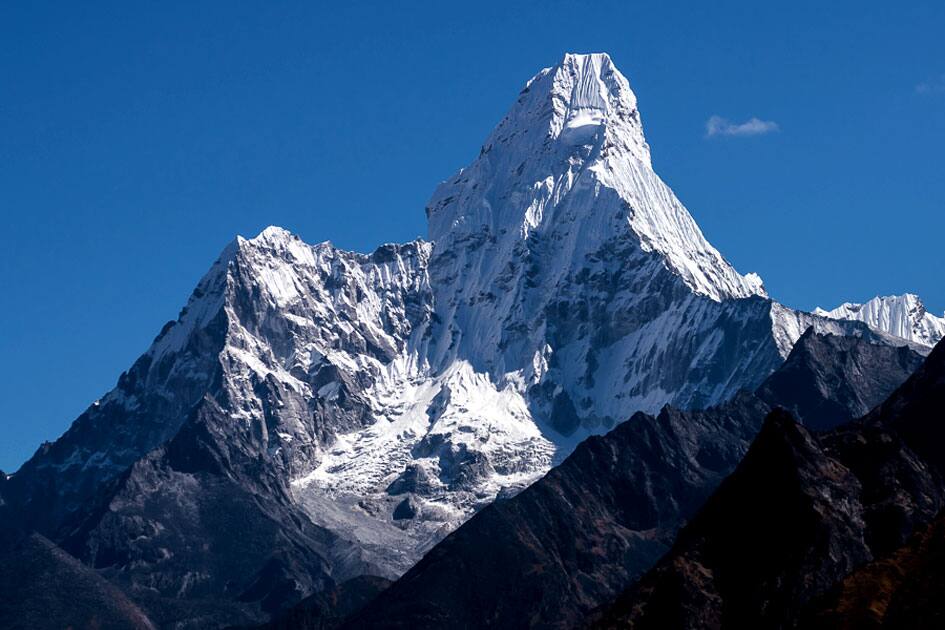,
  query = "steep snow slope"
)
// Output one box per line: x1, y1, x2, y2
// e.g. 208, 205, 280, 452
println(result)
427, 53, 765, 306
420, 53, 853, 429
815, 293, 945, 348
0, 53, 902, 615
